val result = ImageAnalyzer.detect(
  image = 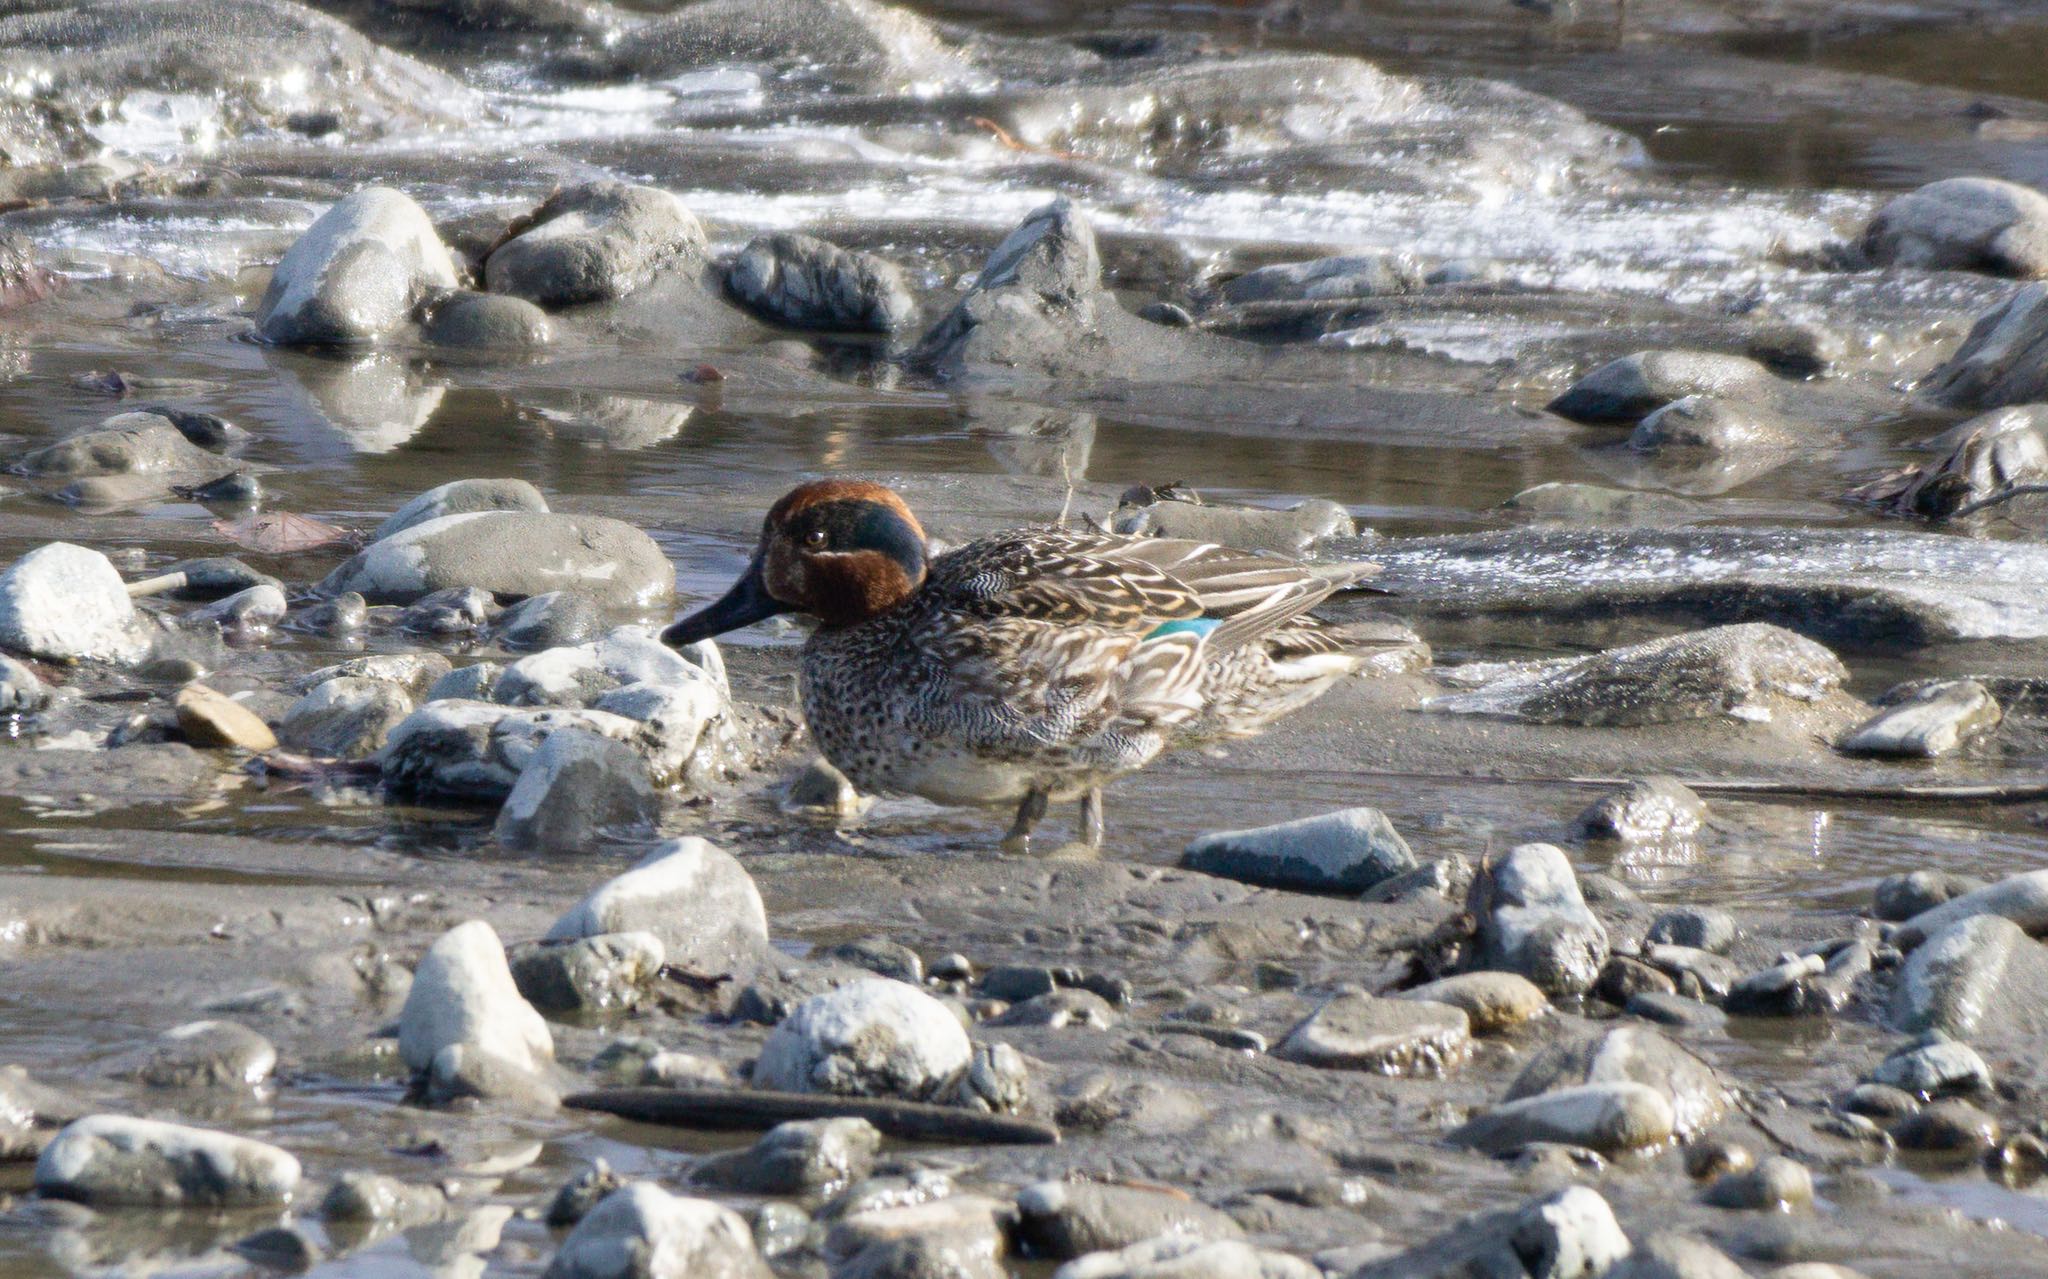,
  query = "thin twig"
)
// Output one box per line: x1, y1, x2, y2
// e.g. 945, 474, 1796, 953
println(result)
125, 571, 187, 599
1948, 484, 2048, 518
